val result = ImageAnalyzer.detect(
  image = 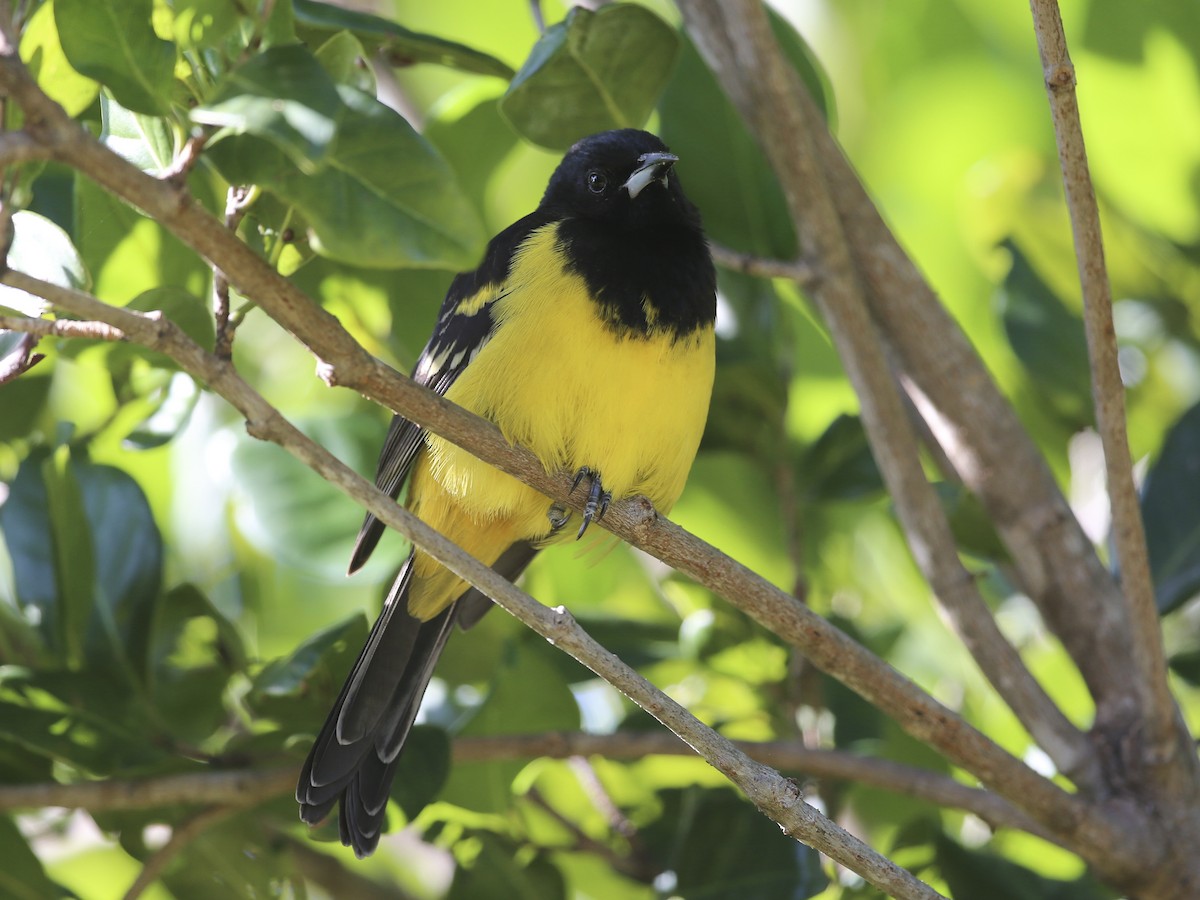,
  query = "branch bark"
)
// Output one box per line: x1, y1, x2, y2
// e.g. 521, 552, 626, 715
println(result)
1027, 0, 1182, 778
